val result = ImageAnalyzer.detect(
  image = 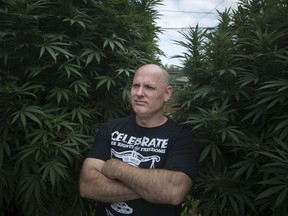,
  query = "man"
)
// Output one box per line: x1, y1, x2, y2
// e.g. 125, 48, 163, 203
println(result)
79, 64, 200, 216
